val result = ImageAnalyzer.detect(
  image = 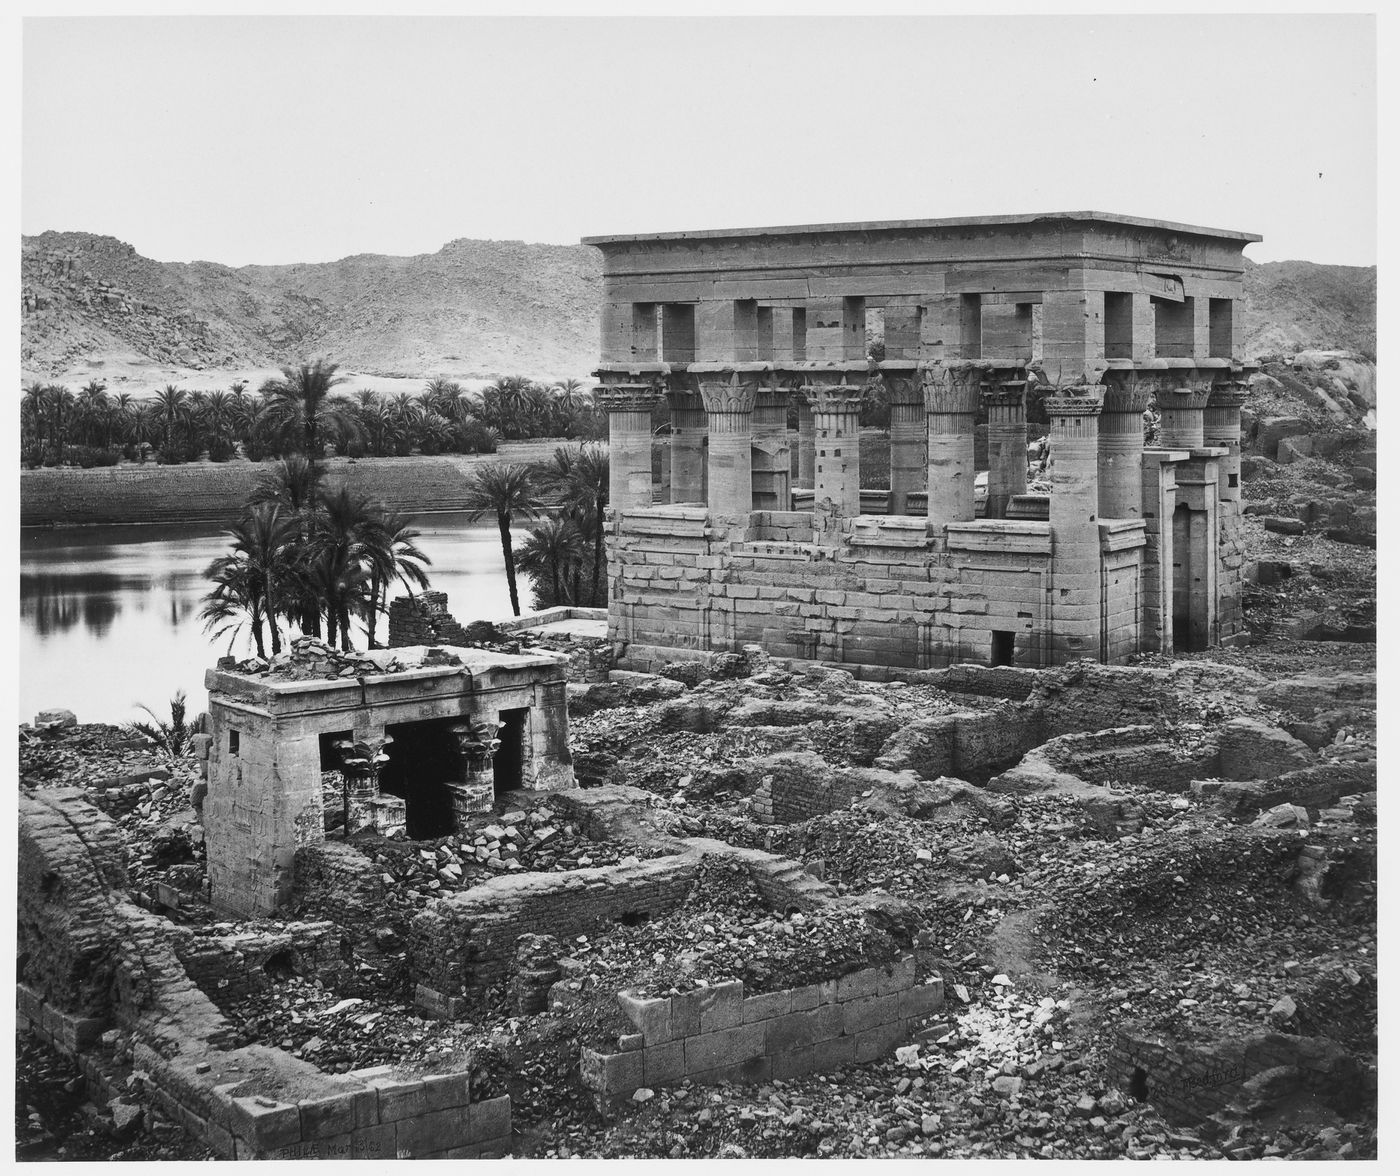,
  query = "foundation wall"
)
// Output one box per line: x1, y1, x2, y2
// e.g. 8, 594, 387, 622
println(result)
580, 958, 944, 1107
607, 508, 1060, 671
